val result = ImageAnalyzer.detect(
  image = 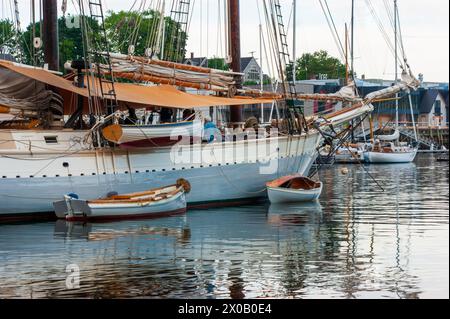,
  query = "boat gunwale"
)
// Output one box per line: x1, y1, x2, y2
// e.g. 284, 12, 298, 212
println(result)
87, 186, 183, 205
0, 131, 321, 156
267, 185, 323, 195
121, 120, 196, 129
266, 175, 322, 190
